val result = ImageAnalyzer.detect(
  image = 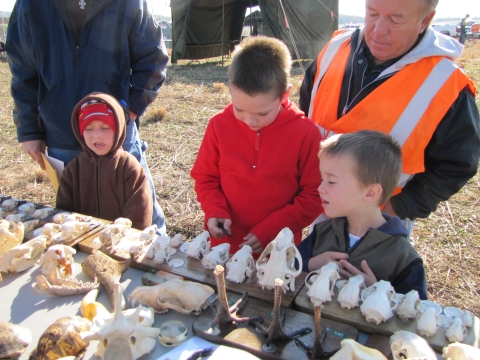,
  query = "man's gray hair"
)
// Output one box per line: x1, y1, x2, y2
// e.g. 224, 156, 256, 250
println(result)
424, 0, 439, 13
